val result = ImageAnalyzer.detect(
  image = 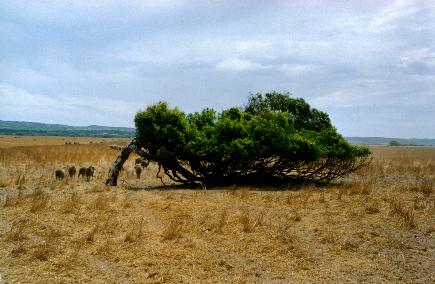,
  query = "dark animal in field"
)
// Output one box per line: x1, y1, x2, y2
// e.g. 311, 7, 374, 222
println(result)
78, 167, 86, 179
67, 166, 76, 178
78, 166, 95, 182
86, 166, 95, 181
135, 158, 149, 169
134, 164, 142, 179
55, 169, 65, 180
110, 144, 124, 150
